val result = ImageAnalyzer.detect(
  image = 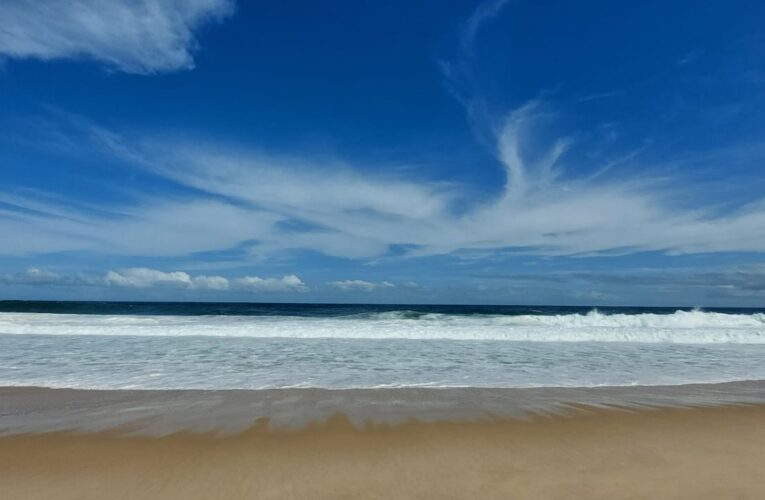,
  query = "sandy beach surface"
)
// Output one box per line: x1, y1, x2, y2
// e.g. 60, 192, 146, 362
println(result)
2, 386, 765, 499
